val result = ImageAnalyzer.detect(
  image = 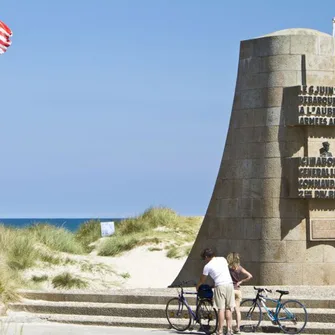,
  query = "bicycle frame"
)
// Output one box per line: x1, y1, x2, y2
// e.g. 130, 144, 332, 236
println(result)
177, 286, 199, 322
166, 282, 219, 335
258, 293, 282, 323
241, 287, 308, 334
256, 289, 299, 324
